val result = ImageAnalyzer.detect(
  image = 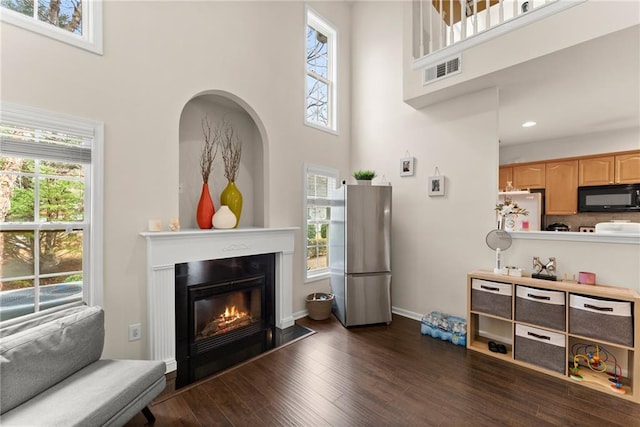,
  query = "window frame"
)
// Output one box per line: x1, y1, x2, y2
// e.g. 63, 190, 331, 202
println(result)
0, 0, 103, 55
304, 7, 337, 134
0, 102, 104, 322
304, 163, 338, 282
